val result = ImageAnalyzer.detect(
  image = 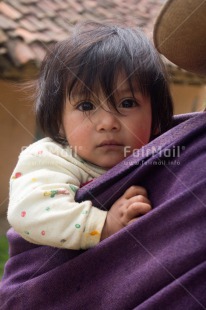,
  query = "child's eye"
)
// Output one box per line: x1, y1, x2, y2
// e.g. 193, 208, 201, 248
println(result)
119, 99, 138, 108
76, 101, 95, 111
